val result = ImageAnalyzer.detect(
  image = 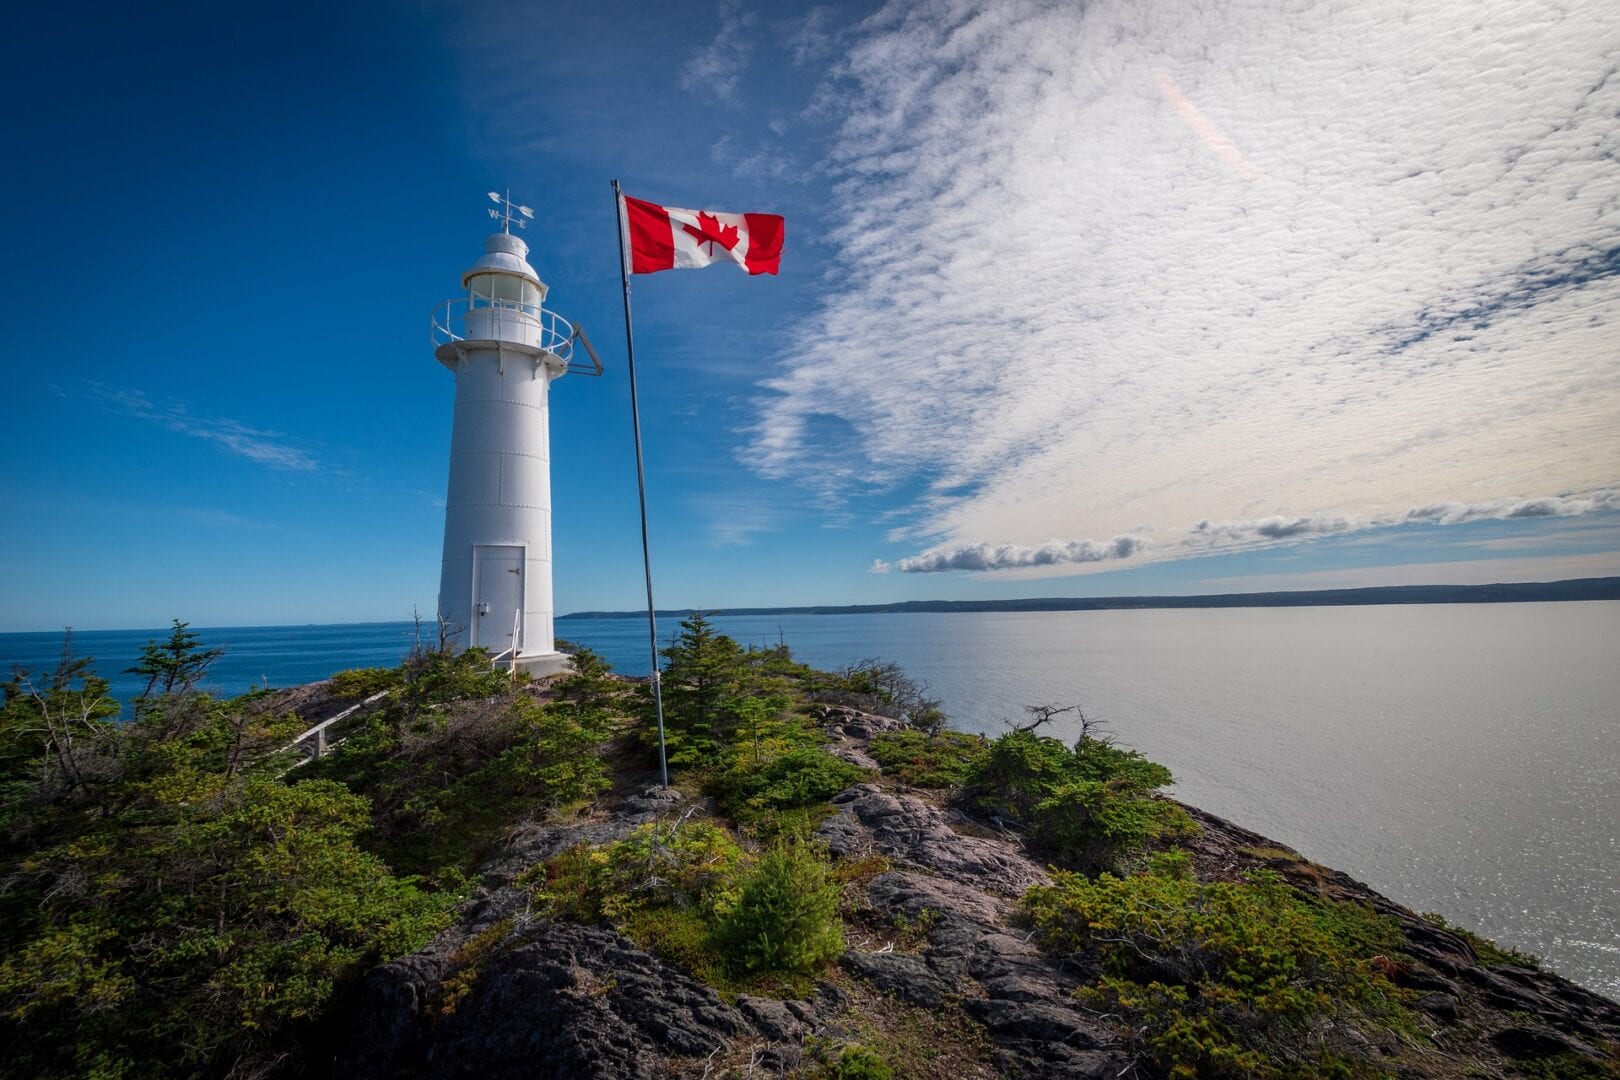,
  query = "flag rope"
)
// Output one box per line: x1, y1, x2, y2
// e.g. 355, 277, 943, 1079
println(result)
612, 178, 671, 789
